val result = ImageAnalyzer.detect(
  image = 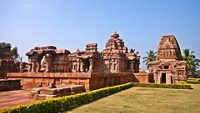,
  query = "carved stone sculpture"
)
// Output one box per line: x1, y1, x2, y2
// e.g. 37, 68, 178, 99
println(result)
44, 53, 53, 72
